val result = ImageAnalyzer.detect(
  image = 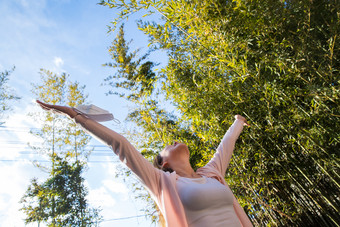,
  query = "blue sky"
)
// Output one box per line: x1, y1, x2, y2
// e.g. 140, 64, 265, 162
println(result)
0, 0, 166, 226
